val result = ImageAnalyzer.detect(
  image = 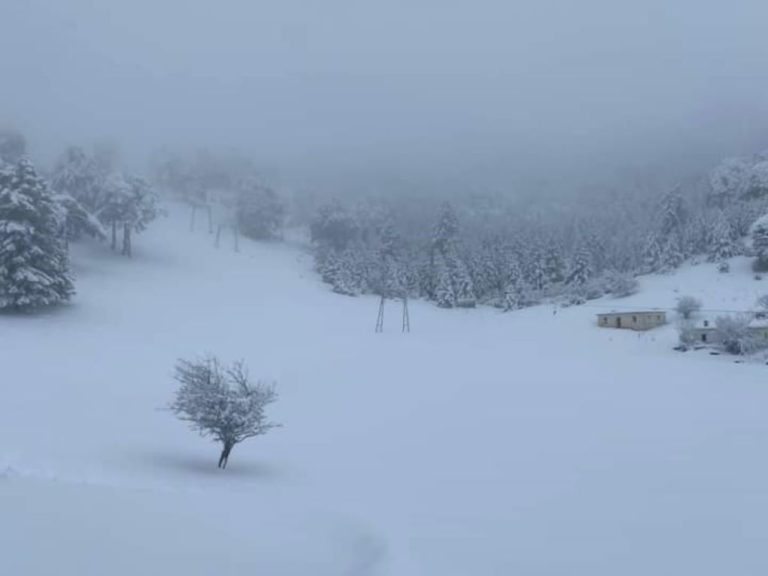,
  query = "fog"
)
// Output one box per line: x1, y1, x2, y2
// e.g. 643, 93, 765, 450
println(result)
4, 0, 768, 193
